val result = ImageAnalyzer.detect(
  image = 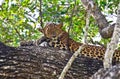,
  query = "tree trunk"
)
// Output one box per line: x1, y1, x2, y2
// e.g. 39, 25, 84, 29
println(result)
0, 42, 119, 79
